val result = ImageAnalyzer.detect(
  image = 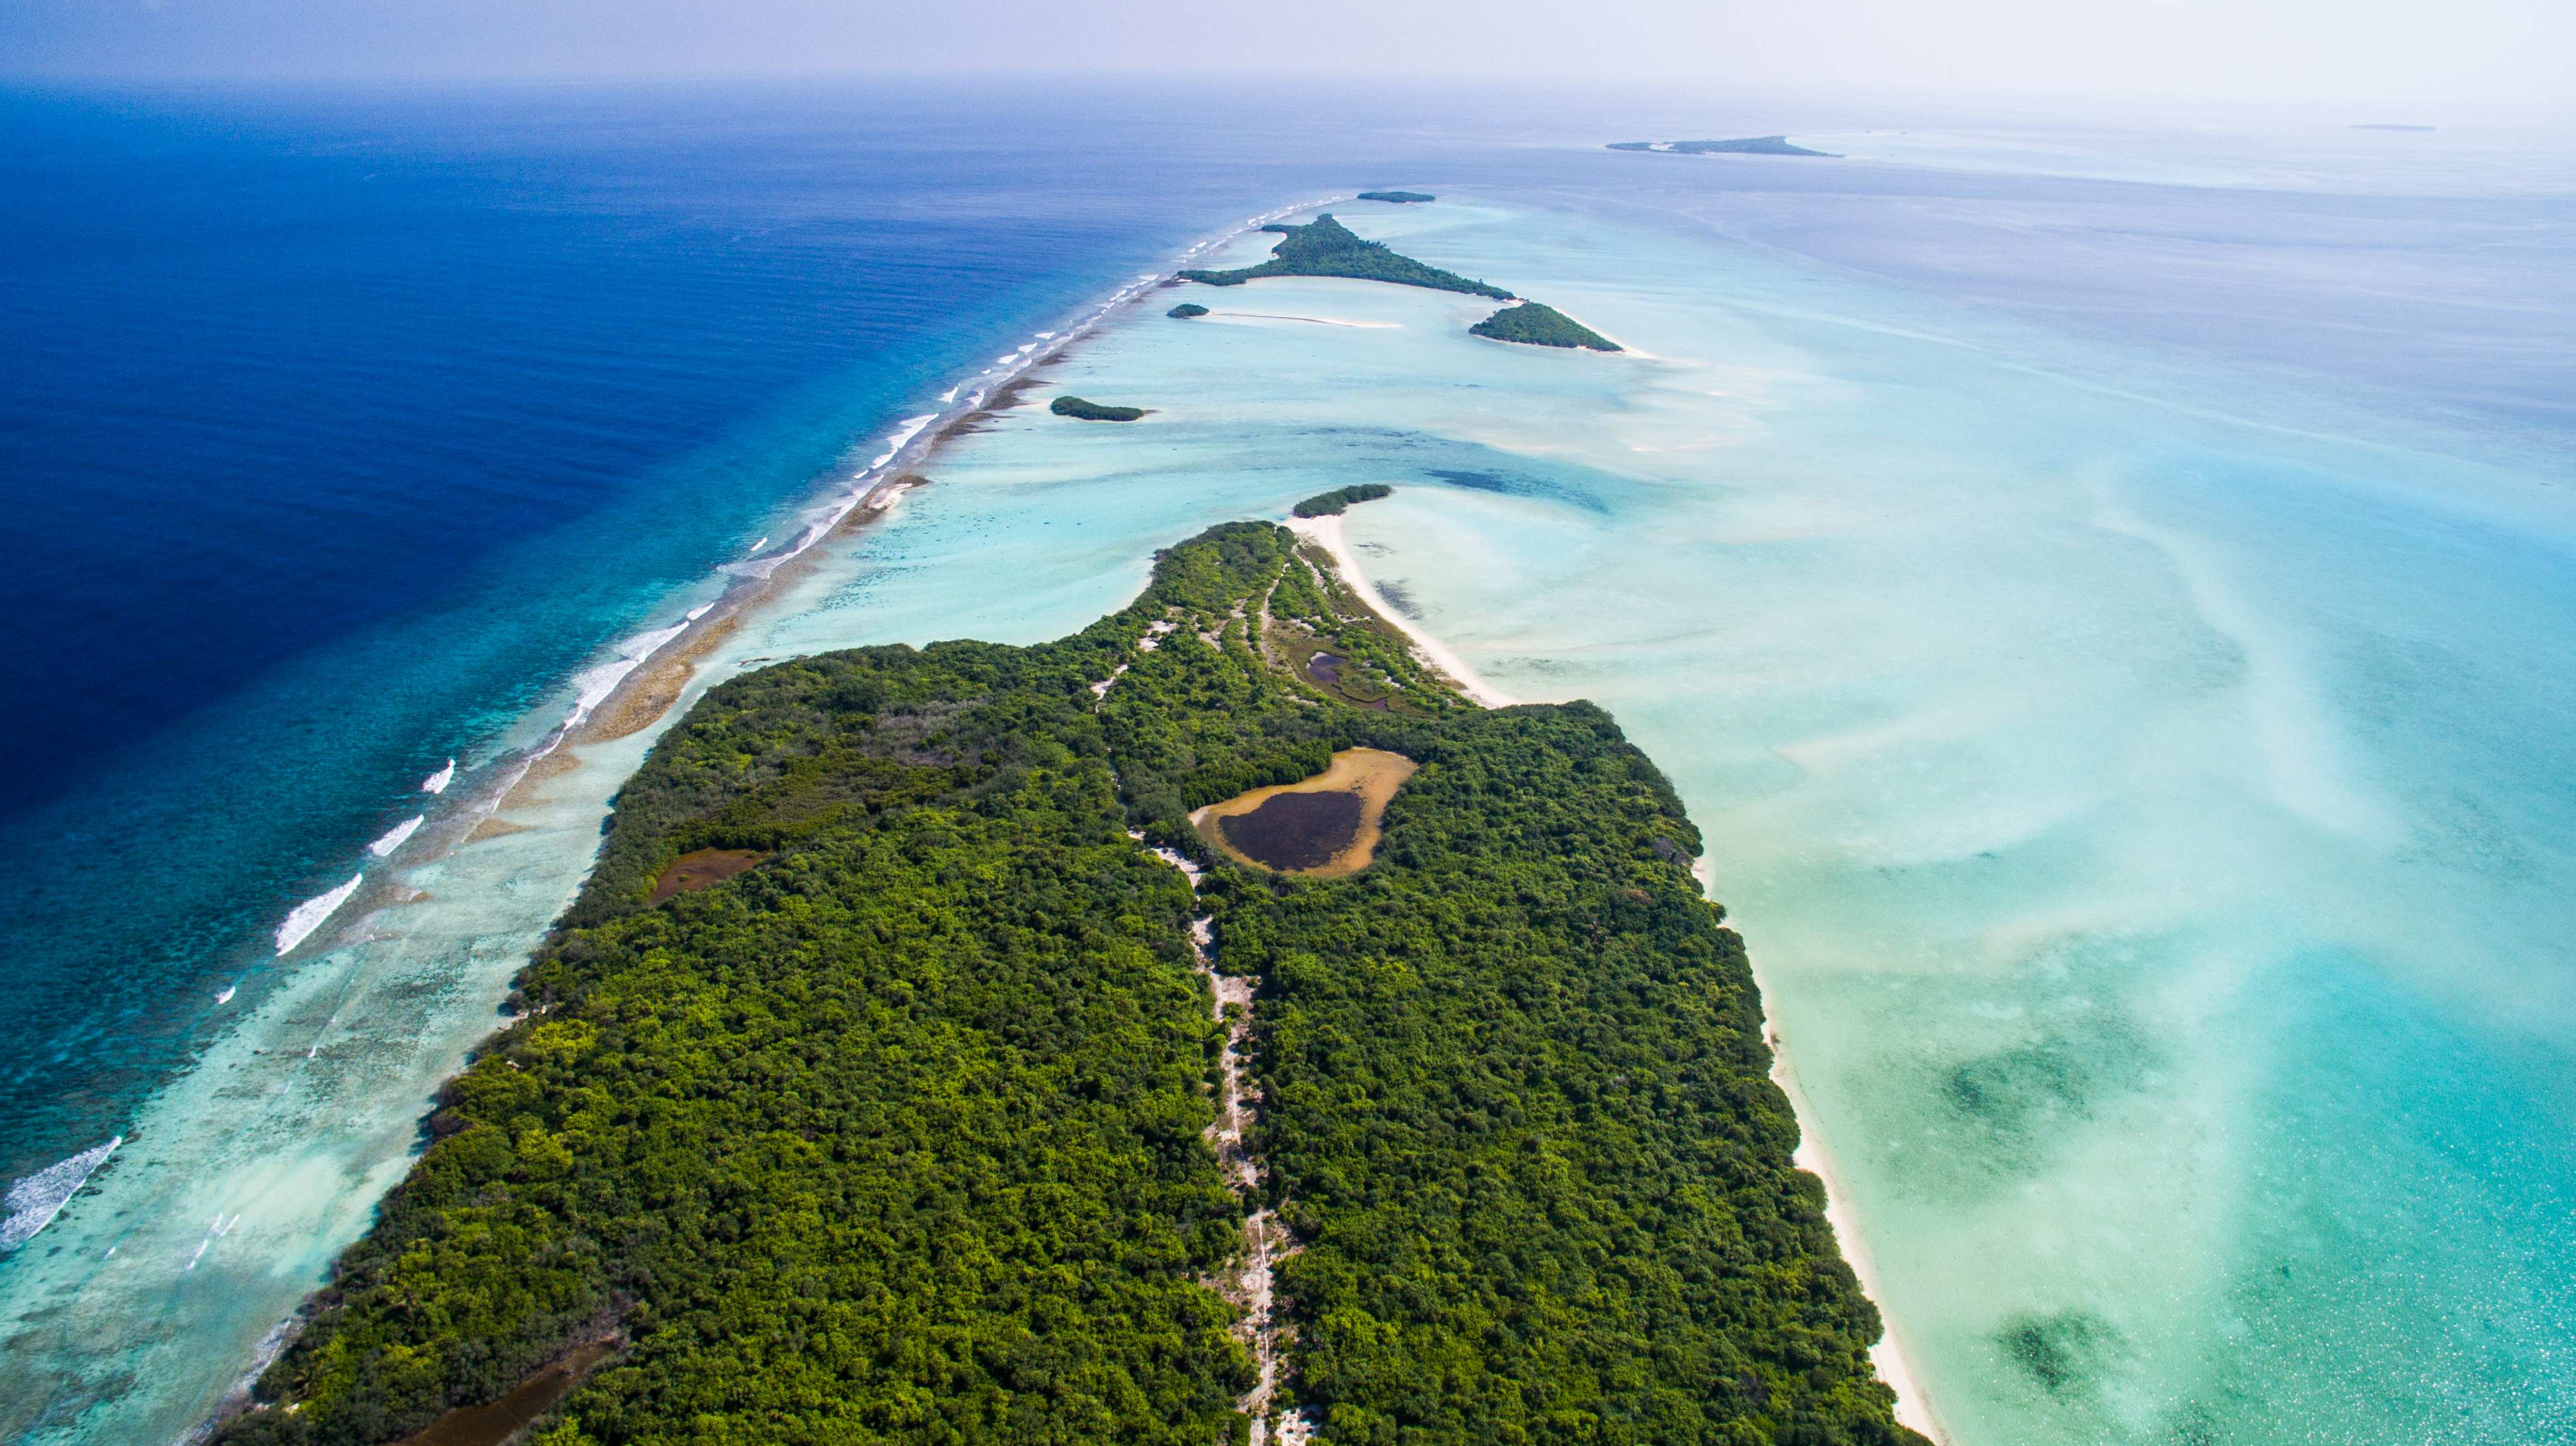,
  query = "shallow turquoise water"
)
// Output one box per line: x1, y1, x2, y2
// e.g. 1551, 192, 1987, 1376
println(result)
11, 104, 2572, 1444
743, 197, 2576, 1443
